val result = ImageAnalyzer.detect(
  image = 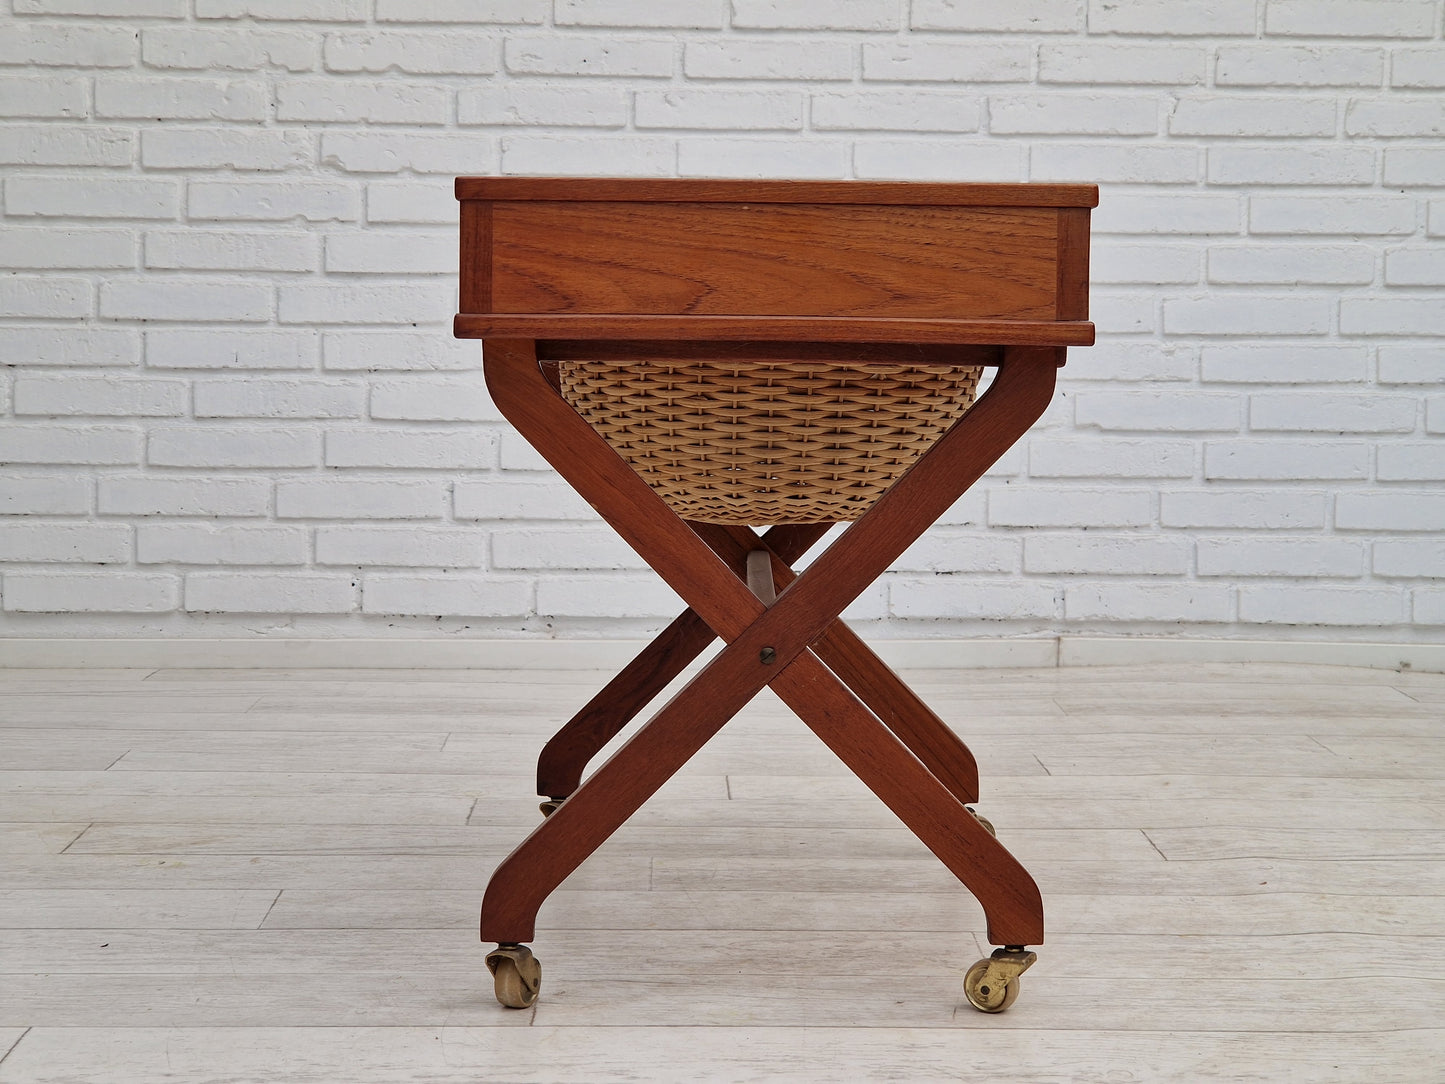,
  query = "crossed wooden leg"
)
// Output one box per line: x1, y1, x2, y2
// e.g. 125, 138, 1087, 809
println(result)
480, 339, 1059, 953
